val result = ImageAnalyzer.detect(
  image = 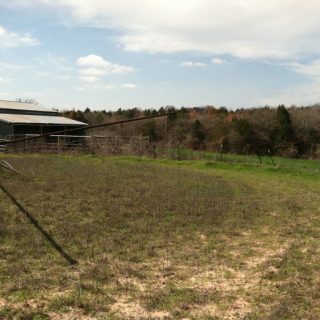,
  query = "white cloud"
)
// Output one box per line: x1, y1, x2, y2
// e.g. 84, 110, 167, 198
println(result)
260, 80, 320, 106
122, 83, 136, 89
211, 58, 226, 64
0, 25, 39, 48
76, 55, 133, 74
0, 61, 30, 70
0, 77, 11, 83
34, 54, 72, 71
75, 83, 133, 91
285, 60, 320, 78
76, 54, 134, 82
0, 92, 9, 98
30, 54, 73, 81
55, 75, 71, 80
79, 68, 107, 77
180, 61, 207, 67
75, 83, 105, 90
77, 55, 106, 68
260, 59, 320, 106
79, 75, 99, 83
4, 1, 320, 59
20, 91, 45, 100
